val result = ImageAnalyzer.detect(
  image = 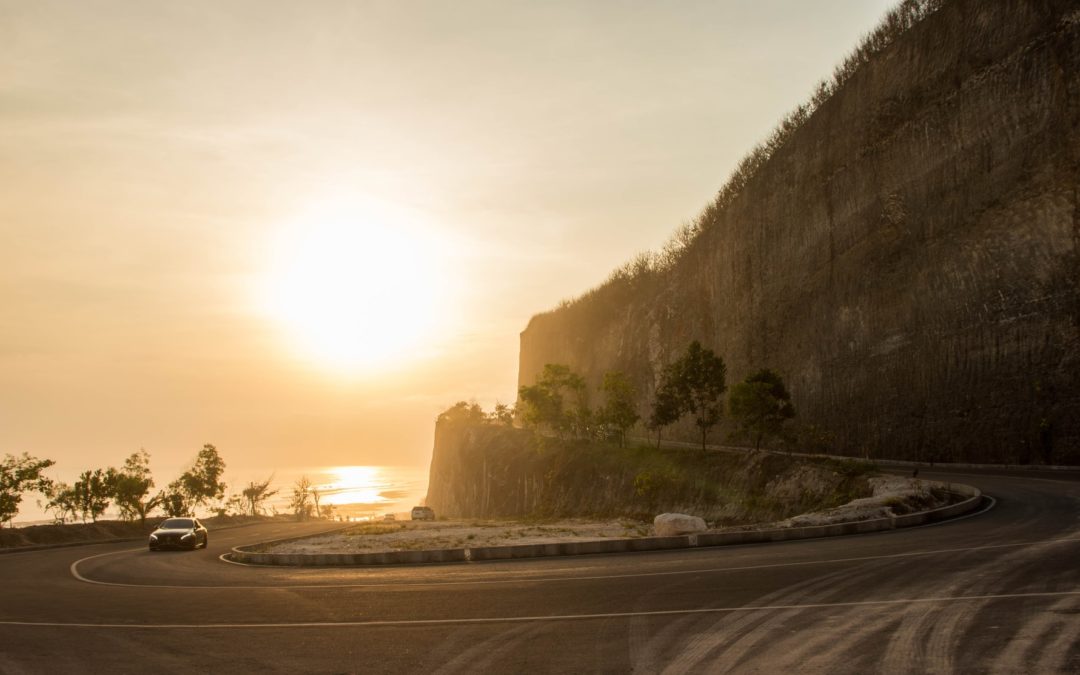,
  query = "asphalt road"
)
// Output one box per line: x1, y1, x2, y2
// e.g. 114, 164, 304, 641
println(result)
1, 468, 1077, 674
